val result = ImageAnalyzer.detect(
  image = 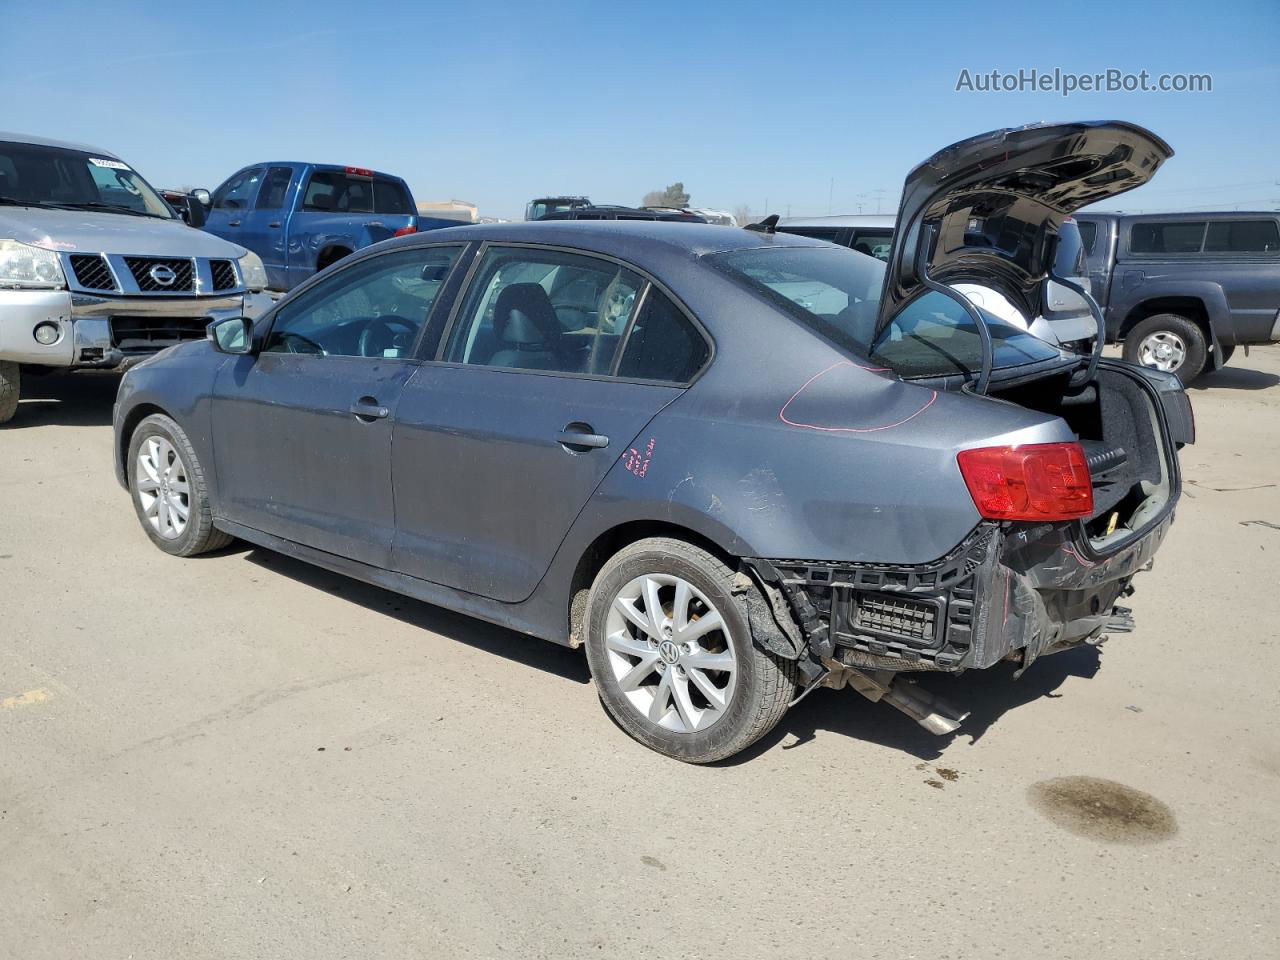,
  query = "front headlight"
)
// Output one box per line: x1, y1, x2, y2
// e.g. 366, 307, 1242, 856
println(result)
0, 239, 66, 290
237, 250, 268, 292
